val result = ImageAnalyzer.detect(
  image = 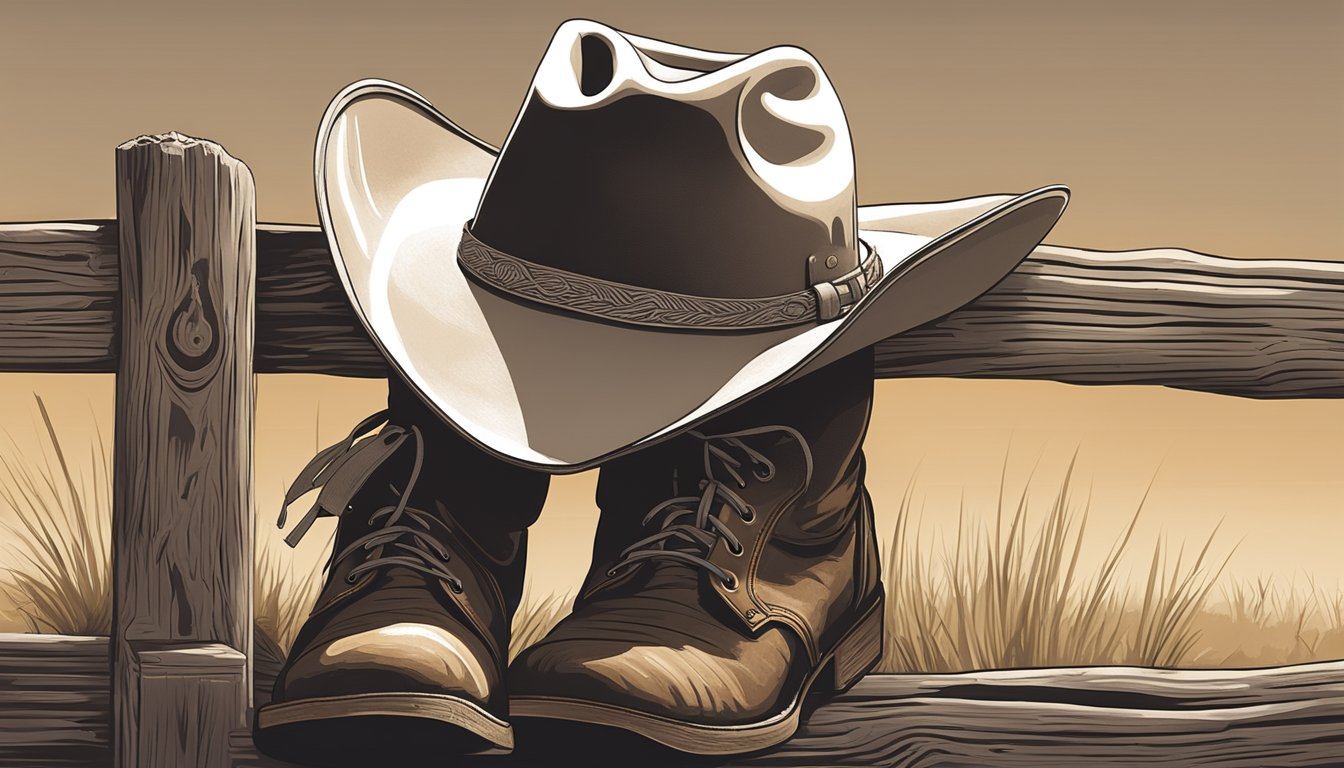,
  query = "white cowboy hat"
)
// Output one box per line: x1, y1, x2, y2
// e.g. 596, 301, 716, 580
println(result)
316, 19, 1068, 472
